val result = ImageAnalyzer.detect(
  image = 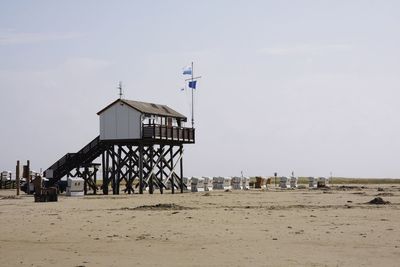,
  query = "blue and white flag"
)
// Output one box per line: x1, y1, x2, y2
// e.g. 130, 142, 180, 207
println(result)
182, 66, 192, 75
188, 80, 197, 89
